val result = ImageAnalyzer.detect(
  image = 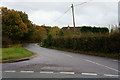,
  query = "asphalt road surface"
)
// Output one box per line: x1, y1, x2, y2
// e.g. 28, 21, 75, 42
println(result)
2, 43, 119, 78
